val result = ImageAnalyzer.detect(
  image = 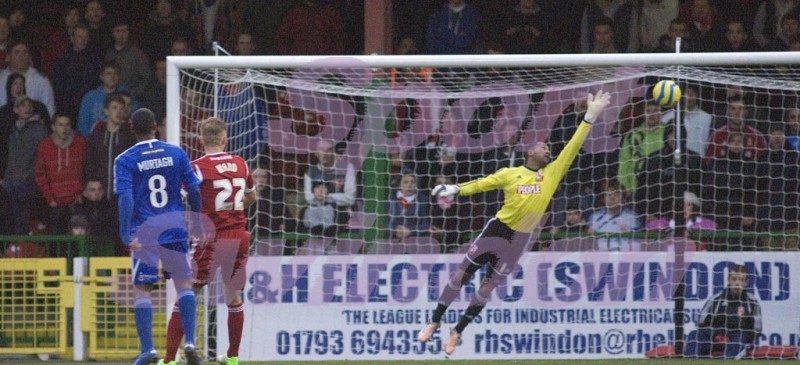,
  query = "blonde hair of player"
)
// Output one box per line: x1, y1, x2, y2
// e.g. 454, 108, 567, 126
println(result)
197, 117, 256, 212
199, 117, 228, 152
